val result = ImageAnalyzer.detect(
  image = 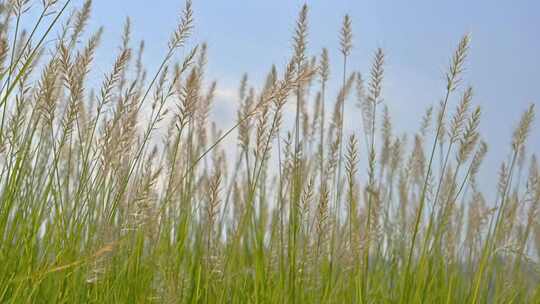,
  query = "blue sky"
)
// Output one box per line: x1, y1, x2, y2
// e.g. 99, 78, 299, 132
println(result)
42, 1, 540, 188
